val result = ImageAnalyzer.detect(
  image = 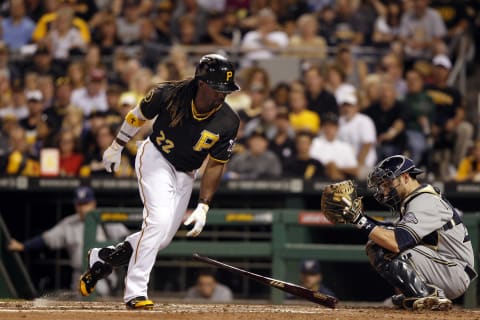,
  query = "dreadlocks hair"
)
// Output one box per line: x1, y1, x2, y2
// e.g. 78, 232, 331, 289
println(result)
159, 78, 198, 127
